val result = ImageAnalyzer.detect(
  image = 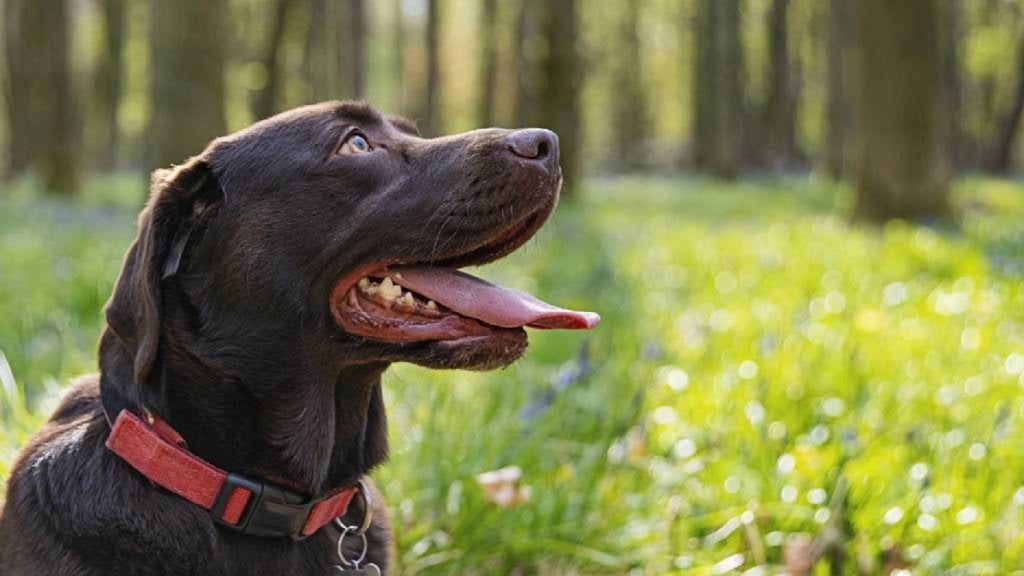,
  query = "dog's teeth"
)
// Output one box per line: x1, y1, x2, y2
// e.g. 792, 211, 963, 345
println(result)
379, 277, 401, 299
426, 300, 437, 310
357, 278, 370, 291
399, 292, 415, 307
